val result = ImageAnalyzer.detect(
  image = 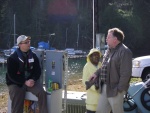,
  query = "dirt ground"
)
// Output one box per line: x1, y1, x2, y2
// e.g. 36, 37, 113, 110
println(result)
0, 92, 8, 113
67, 78, 86, 92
